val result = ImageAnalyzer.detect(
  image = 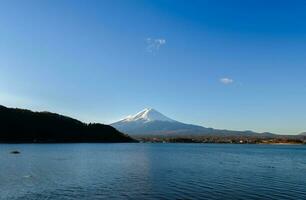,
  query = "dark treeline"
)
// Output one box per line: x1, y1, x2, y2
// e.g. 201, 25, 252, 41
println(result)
0, 105, 136, 143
